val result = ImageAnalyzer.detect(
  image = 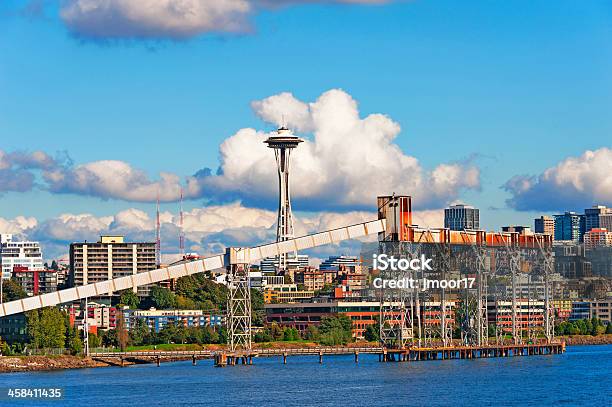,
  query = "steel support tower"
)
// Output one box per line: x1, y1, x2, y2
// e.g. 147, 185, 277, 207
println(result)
377, 195, 415, 349
225, 248, 252, 352
264, 127, 303, 271
509, 245, 522, 344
